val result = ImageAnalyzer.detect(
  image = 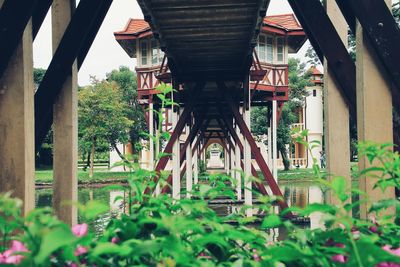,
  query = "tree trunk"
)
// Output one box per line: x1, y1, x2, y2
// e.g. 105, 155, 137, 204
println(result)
83, 151, 91, 171
89, 138, 96, 178
113, 144, 130, 165
279, 146, 290, 171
